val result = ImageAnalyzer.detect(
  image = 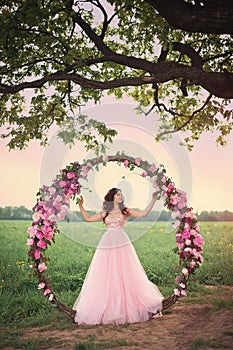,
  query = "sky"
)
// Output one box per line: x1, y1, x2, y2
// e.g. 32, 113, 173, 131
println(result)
1, 97, 233, 214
